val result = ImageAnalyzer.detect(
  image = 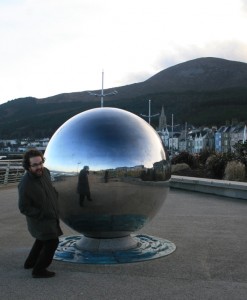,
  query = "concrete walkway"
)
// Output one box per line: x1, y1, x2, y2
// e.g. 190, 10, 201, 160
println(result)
1, 186, 247, 300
